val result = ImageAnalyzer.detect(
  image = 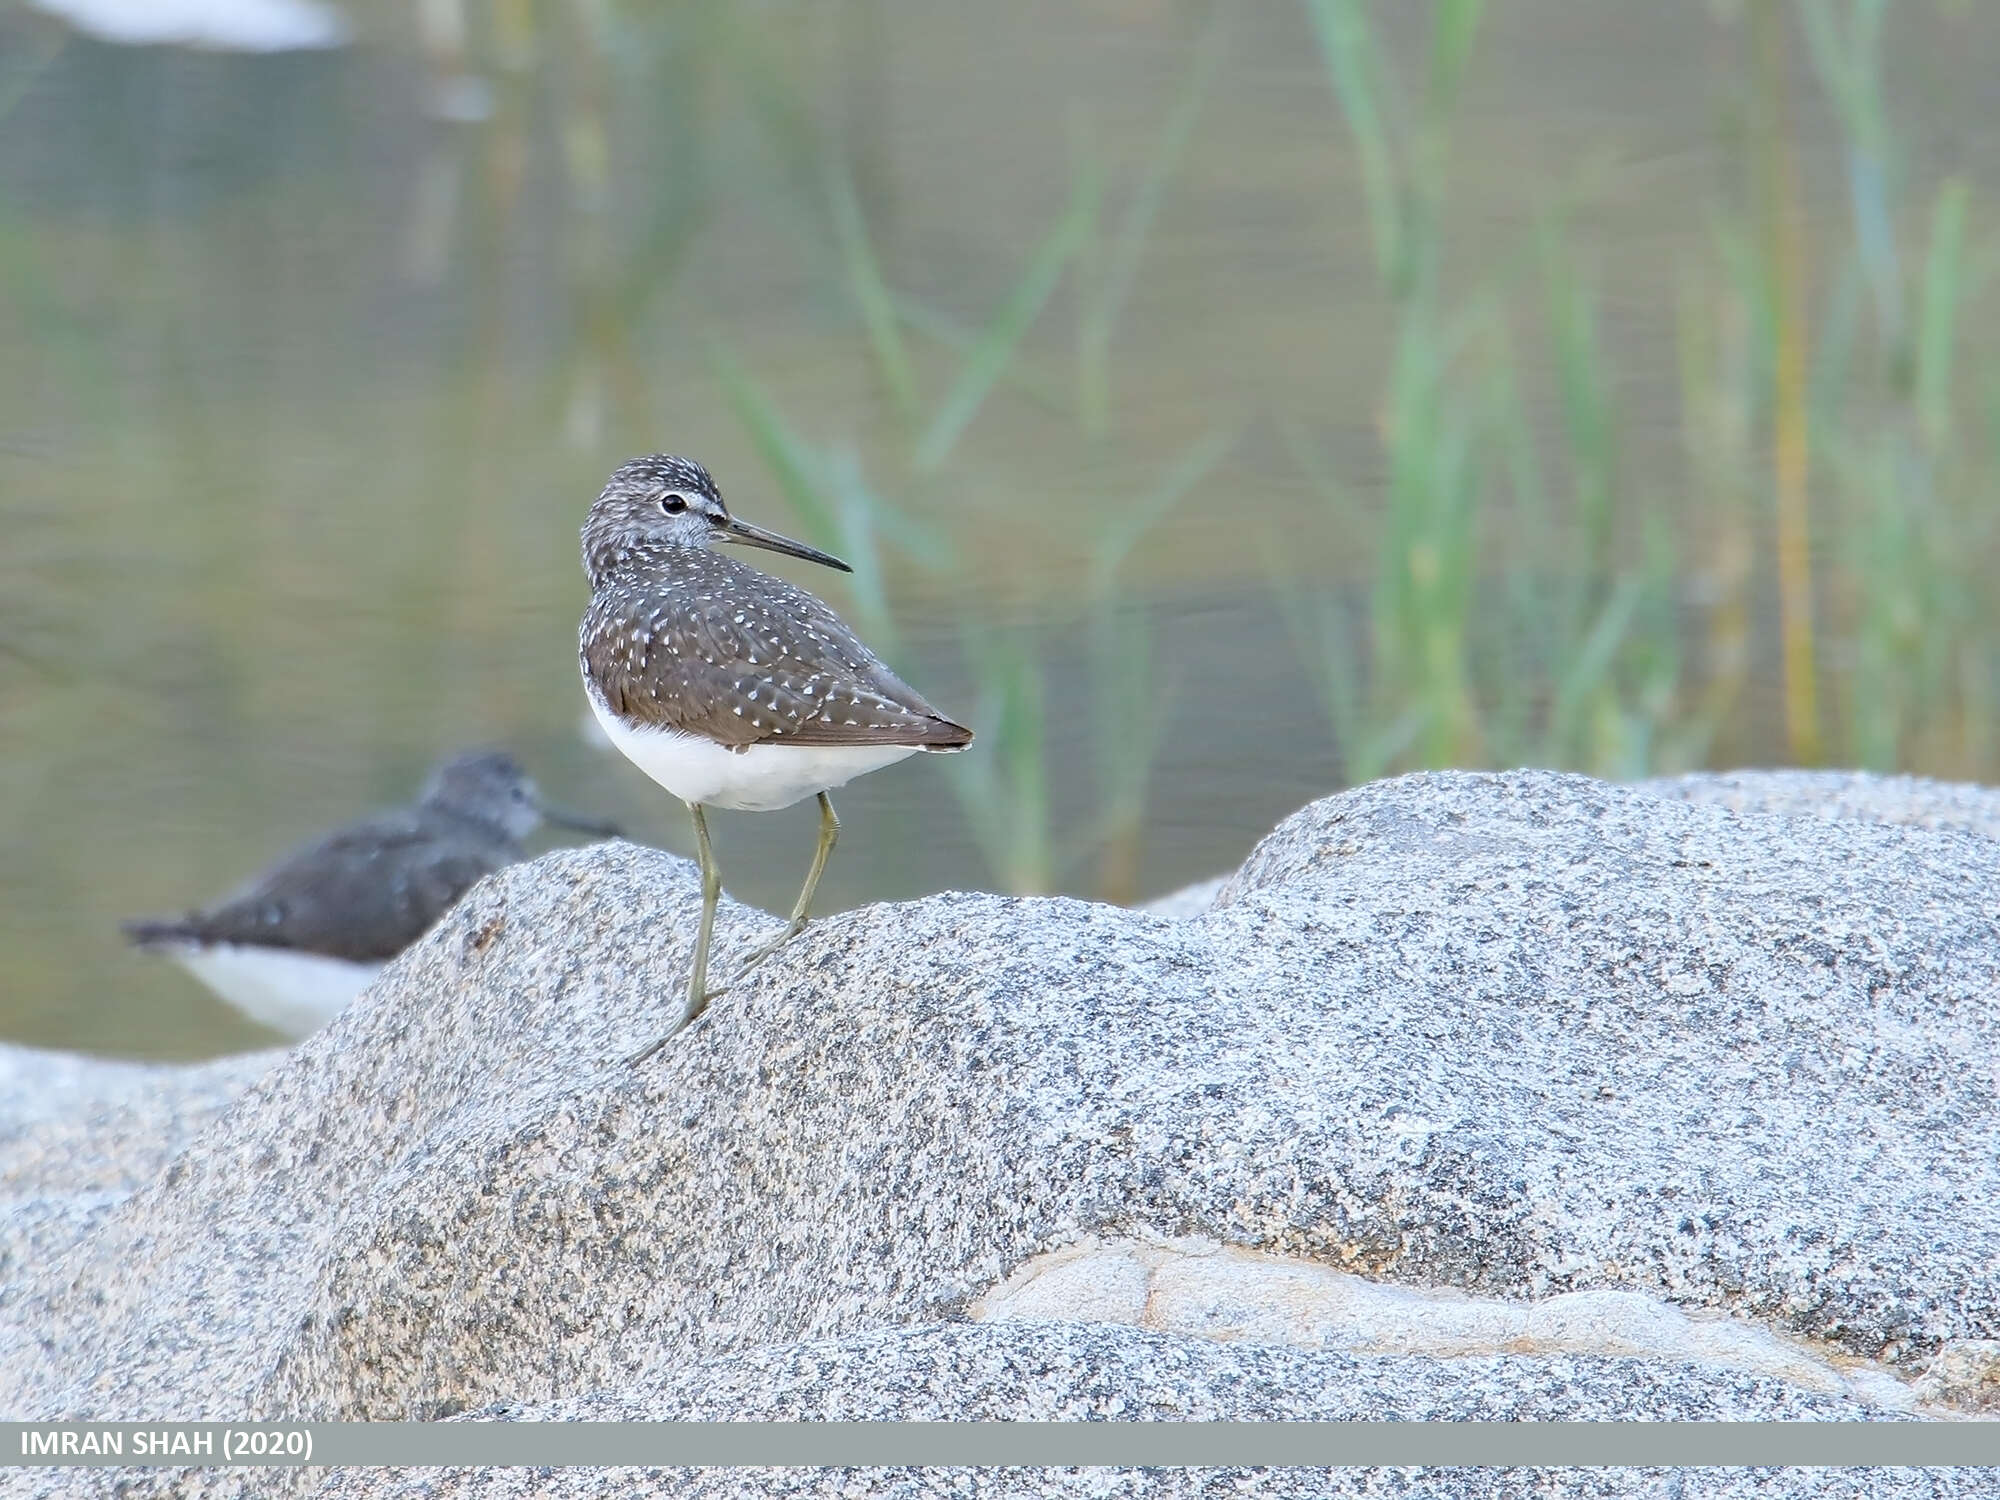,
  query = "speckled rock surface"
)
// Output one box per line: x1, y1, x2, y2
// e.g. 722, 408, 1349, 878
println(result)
295, 1324, 1947, 1498
445, 1321, 1917, 1421
1133, 772, 2000, 929
1642, 768, 2000, 839
0, 1044, 280, 1285
311, 1321, 1956, 1500
308, 1469, 1987, 1500
6, 769, 2000, 1493
311, 1471, 1986, 1500
1137, 875, 1228, 919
